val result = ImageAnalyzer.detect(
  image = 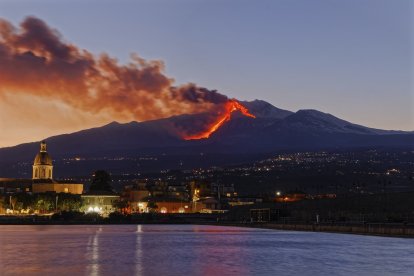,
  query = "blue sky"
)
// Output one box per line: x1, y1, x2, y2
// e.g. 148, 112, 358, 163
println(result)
0, 0, 413, 133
